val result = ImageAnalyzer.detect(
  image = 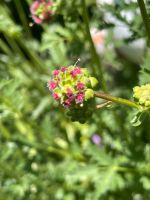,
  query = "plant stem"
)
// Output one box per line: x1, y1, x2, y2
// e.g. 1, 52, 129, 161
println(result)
94, 91, 140, 109
137, 0, 150, 44
96, 101, 112, 109
81, 0, 107, 91
14, 0, 32, 38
